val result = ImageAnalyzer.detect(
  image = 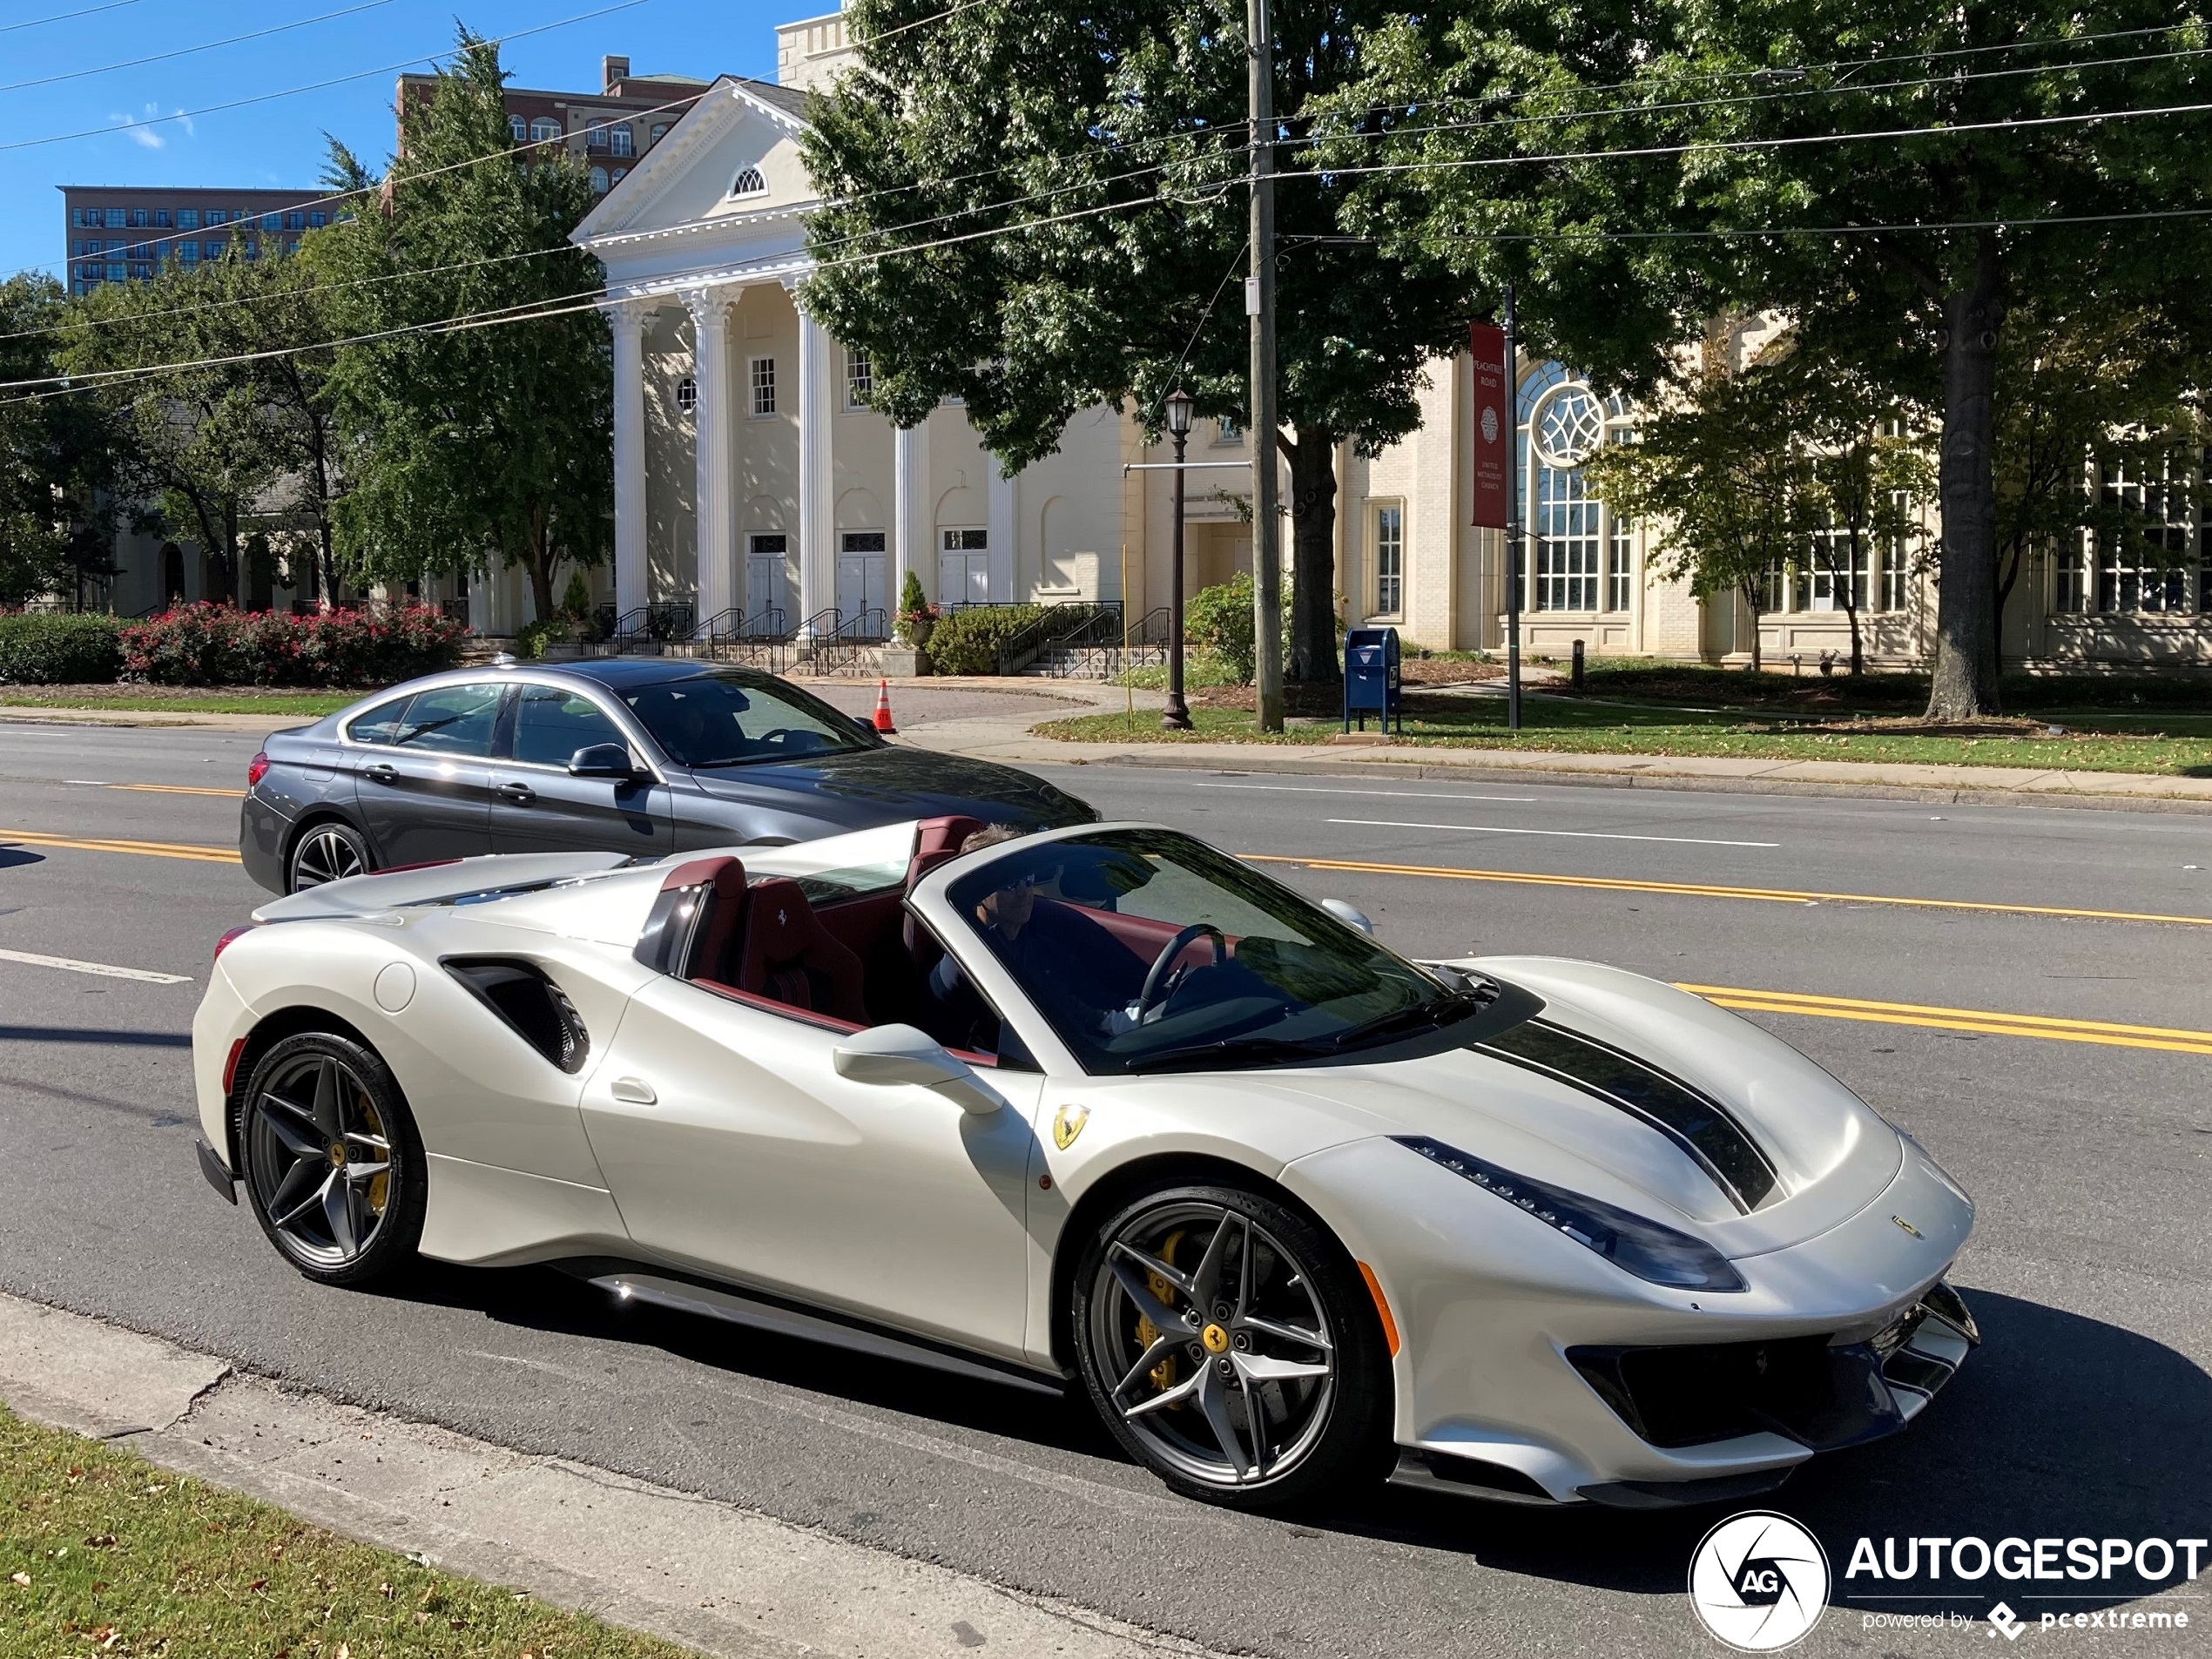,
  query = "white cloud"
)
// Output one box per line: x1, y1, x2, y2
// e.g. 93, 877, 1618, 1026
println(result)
112, 102, 189, 149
